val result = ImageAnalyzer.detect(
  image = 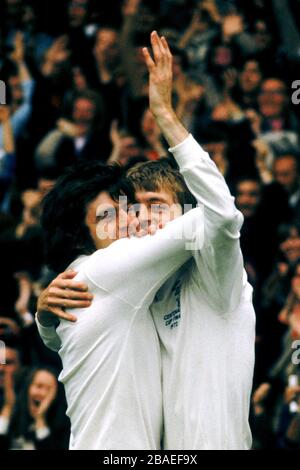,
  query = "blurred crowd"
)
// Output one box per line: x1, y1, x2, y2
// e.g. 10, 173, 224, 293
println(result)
0, 0, 300, 450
